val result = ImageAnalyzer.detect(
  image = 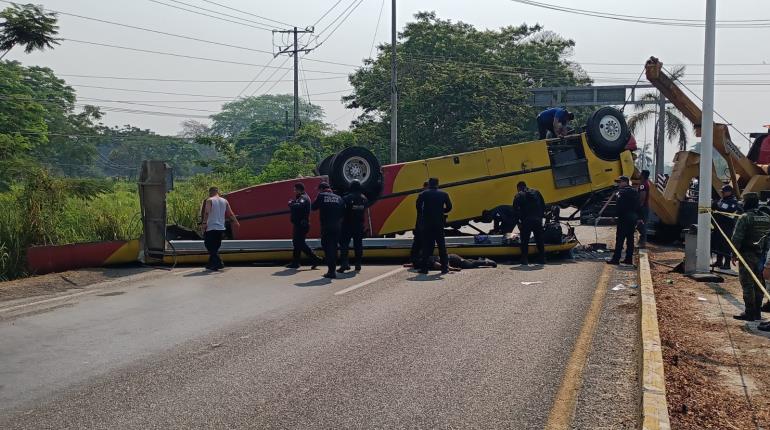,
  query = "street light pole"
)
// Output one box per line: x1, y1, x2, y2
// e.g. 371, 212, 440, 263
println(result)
390, 0, 398, 164
696, 0, 717, 272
